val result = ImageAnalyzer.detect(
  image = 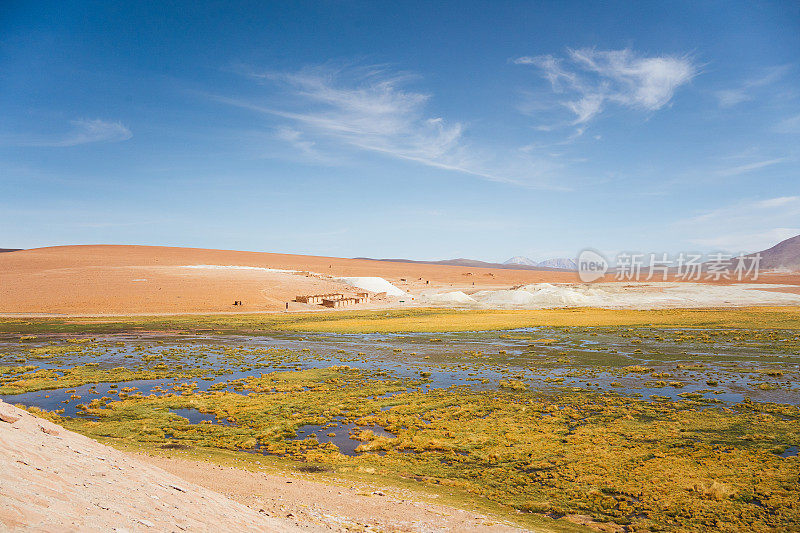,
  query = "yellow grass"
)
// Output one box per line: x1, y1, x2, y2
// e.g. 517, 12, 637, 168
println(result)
279, 306, 800, 332
4, 306, 800, 334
